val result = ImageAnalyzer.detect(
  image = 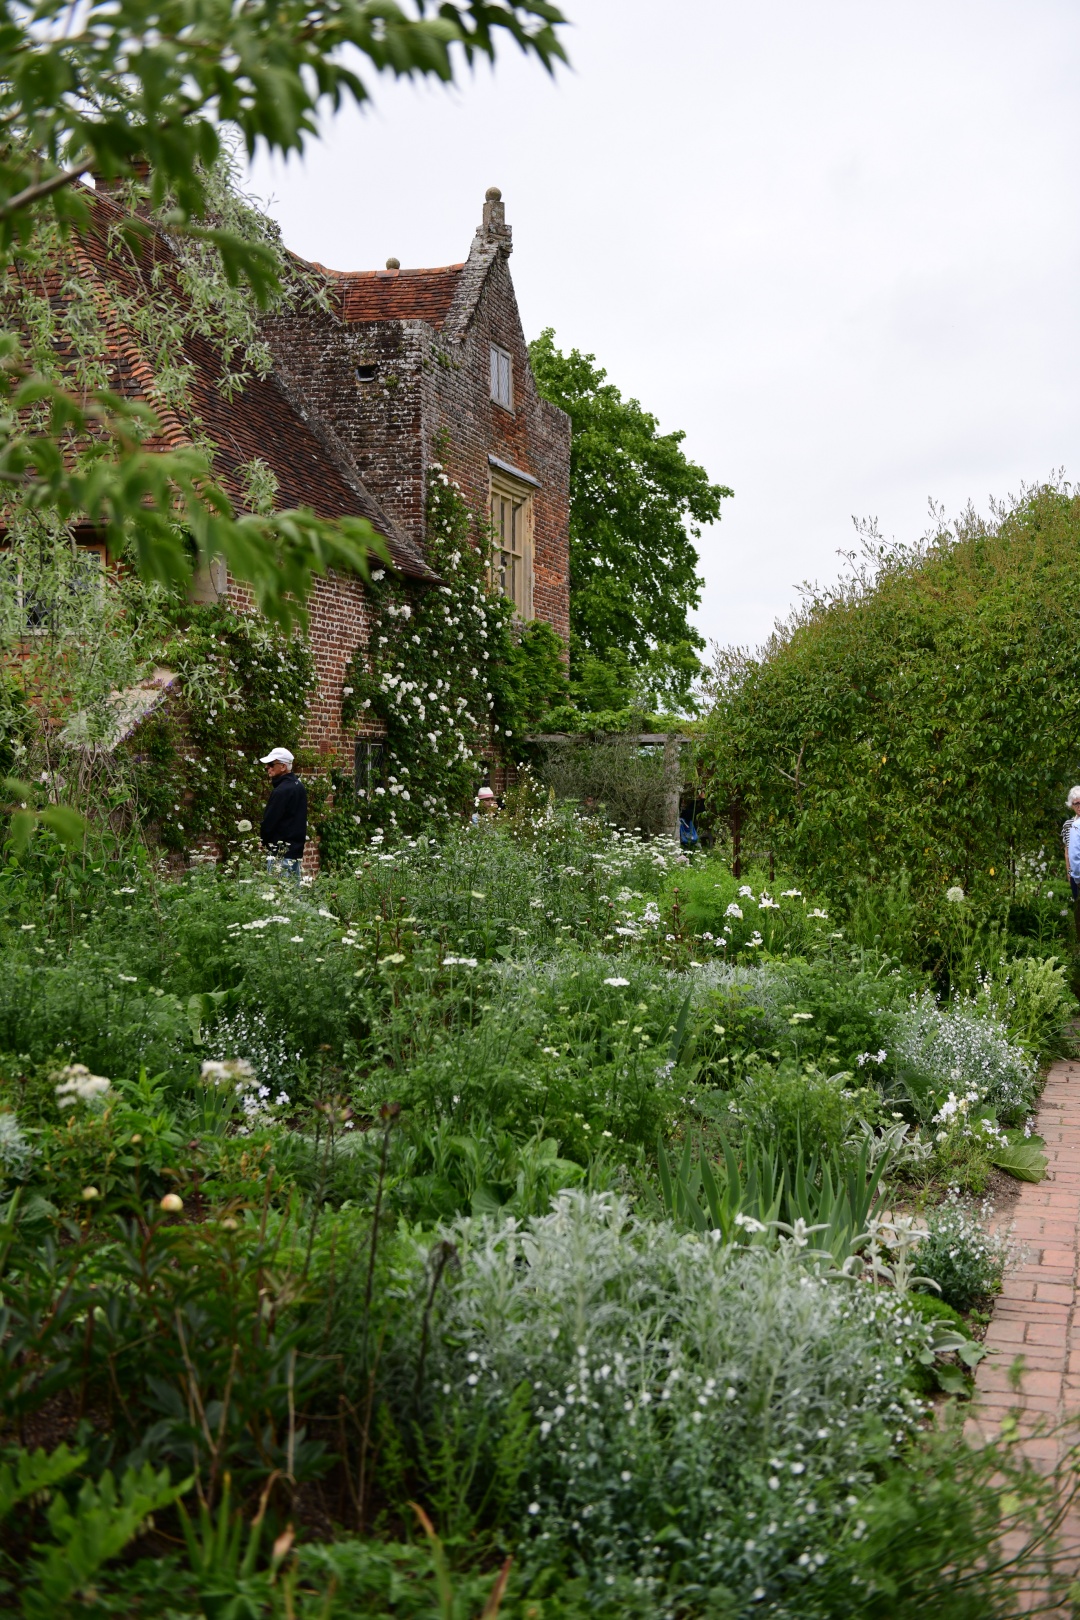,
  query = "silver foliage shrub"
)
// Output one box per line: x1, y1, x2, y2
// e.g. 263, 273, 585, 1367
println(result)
890, 993, 1036, 1123
0, 1112, 34, 1181
418, 1192, 933, 1613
